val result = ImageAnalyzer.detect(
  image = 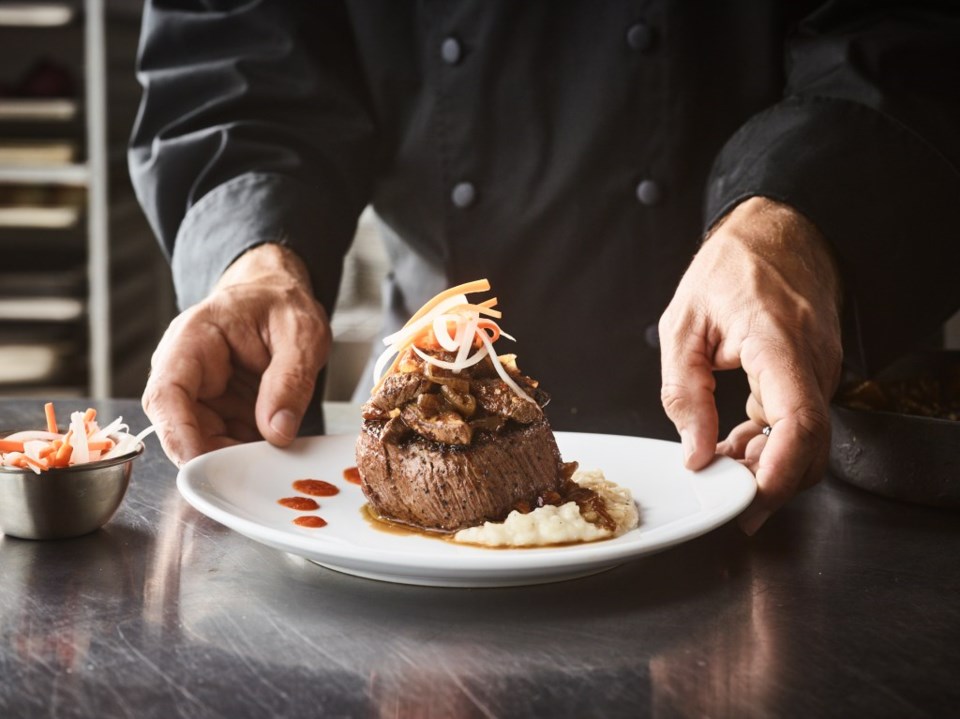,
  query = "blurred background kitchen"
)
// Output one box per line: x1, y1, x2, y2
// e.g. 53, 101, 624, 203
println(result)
0, 0, 955, 403
0, 0, 387, 403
